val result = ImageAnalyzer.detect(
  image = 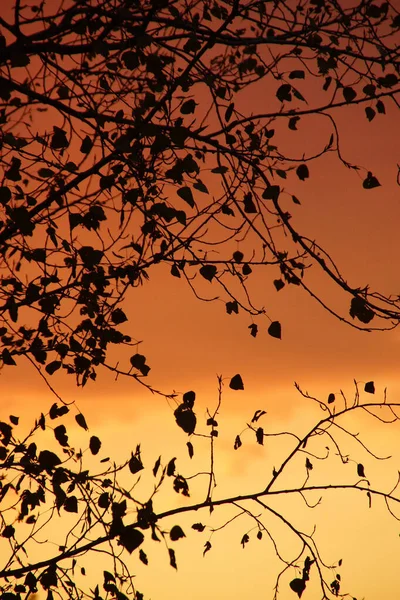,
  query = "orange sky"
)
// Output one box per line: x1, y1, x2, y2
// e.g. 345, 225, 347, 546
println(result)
1, 1, 400, 599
